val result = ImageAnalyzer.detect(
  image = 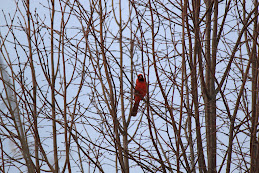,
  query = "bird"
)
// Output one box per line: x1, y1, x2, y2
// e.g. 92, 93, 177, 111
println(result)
131, 74, 147, 117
